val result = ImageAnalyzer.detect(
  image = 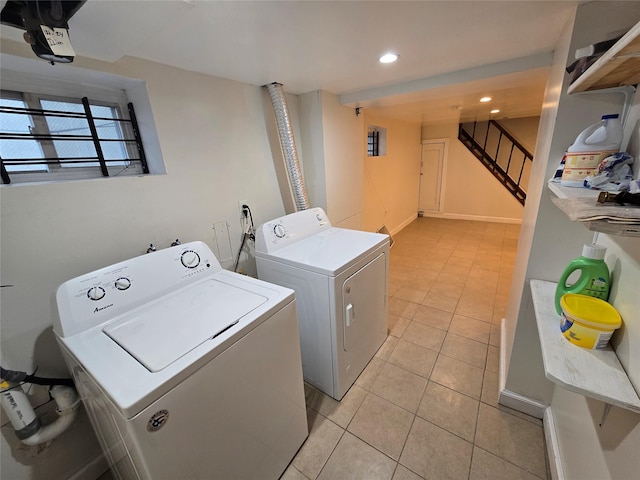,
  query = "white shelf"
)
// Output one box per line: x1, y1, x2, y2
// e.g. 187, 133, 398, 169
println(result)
568, 20, 640, 94
530, 279, 640, 413
547, 182, 640, 236
547, 182, 600, 199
